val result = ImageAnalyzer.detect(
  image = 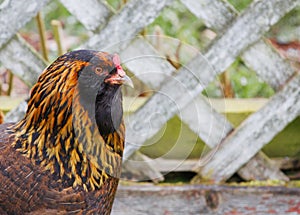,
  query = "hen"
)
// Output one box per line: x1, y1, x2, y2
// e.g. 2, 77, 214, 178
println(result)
0, 50, 133, 214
